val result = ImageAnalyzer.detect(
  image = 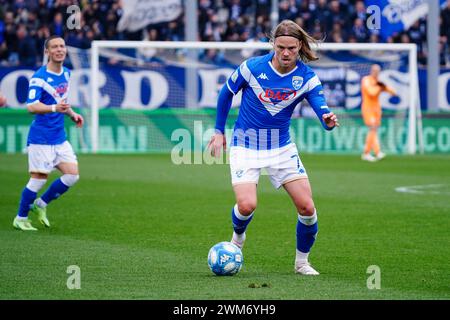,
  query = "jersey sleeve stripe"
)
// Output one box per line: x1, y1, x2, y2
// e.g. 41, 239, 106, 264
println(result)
29, 78, 46, 88
29, 77, 69, 103
226, 81, 237, 95
239, 61, 251, 82
299, 75, 321, 96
